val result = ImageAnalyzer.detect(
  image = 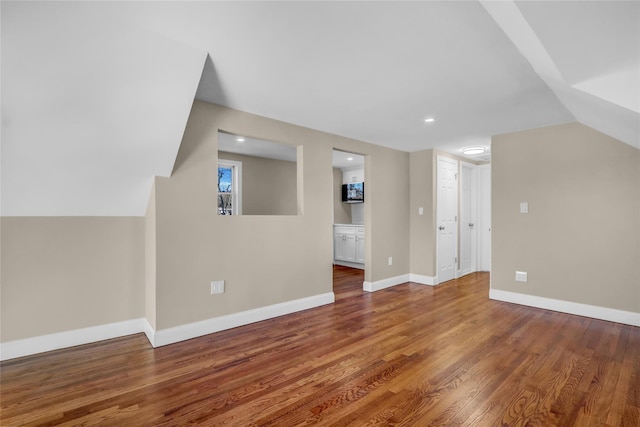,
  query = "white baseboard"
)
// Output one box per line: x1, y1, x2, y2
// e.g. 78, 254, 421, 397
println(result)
0, 318, 146, 361
409, 273, 436, 286
143, 318, 156, 348
0, 292, 336, 360
363, 274, 410, 292
333, 261, 364, 270
147, 292, 335, 347
490, 289, 640, 327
